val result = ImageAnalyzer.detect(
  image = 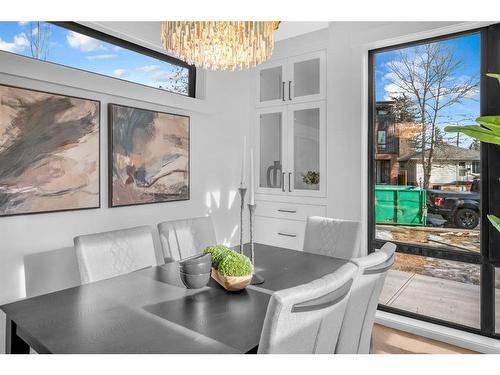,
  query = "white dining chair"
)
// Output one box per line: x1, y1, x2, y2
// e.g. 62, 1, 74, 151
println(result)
23, 247, 82, 354
74, 226, 157, 284
257, 262, 358, 354
157, 216, 217, 261
335, 242, 397, 354
303, 216, 362, 260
